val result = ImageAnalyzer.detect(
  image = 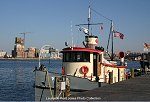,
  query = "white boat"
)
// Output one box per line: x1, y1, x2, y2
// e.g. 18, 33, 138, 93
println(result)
35, 4, 127, 101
